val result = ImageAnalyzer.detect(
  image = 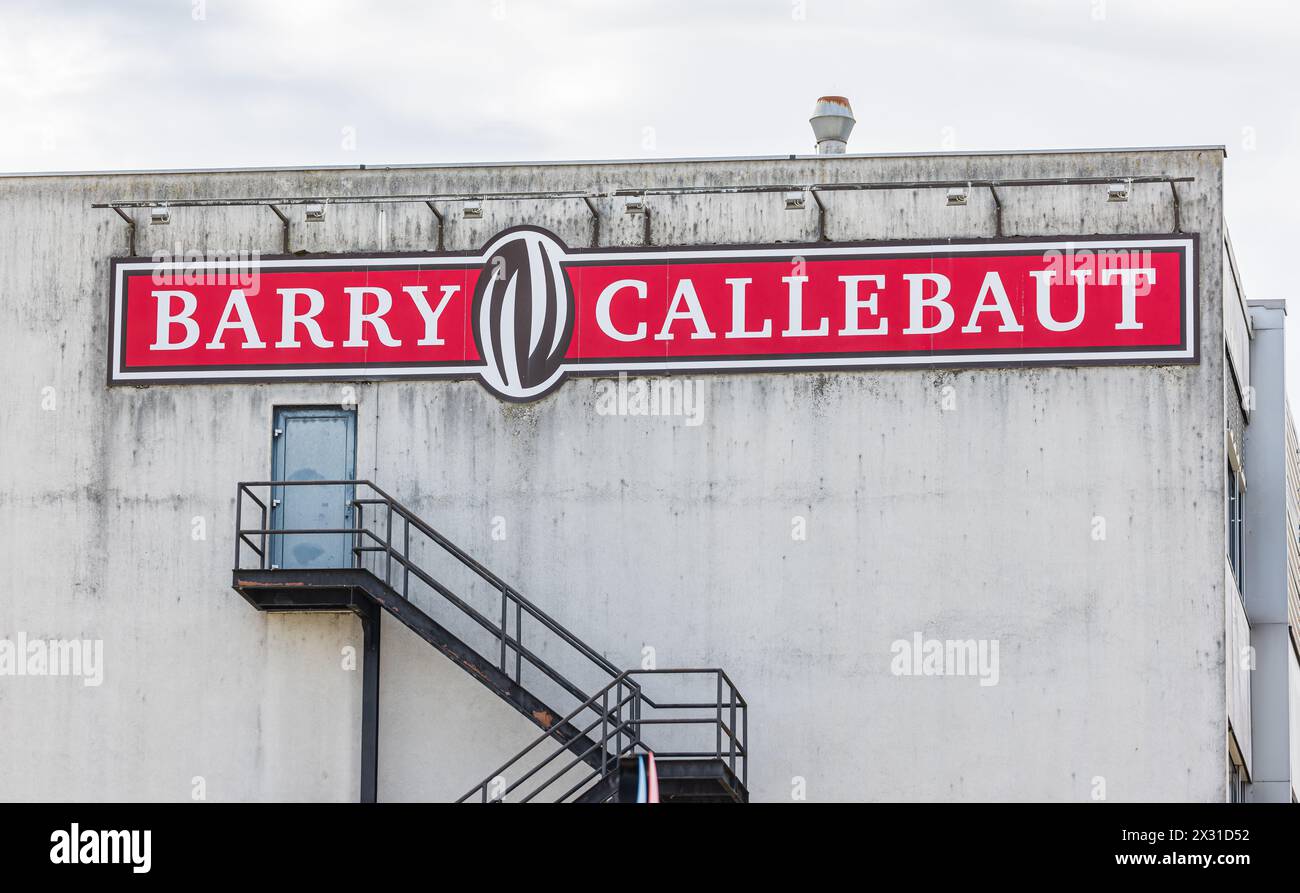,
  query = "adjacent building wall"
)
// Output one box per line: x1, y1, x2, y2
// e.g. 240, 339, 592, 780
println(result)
1244, 299, 1292, 802
1224, 233, 1252, 414
1286, 404, 1300, 650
